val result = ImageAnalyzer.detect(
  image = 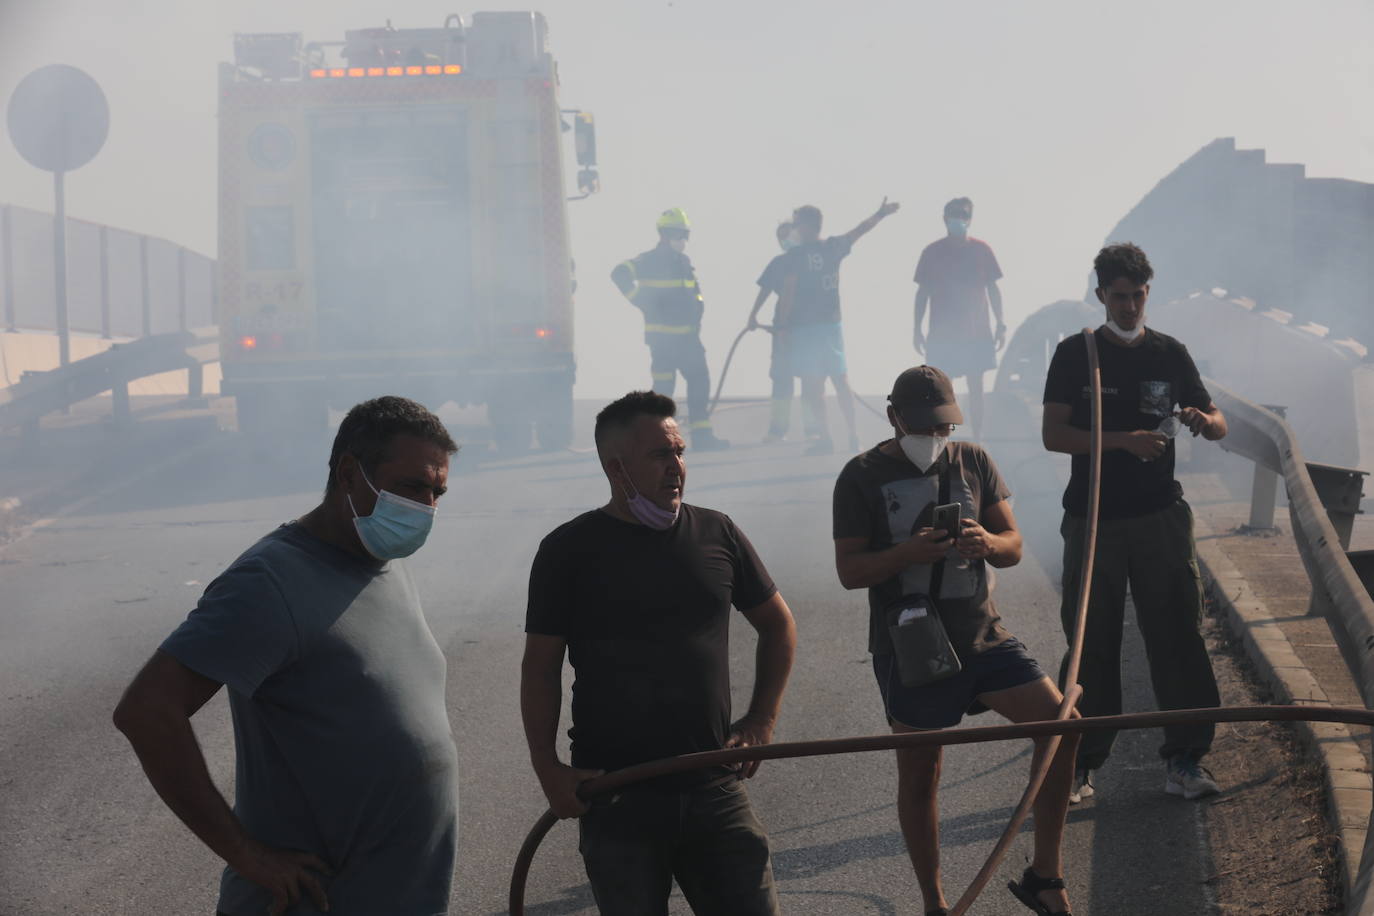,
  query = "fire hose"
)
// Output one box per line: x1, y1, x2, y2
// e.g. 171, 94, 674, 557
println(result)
509, 328, 1371, 913
707, 322, 893, 424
